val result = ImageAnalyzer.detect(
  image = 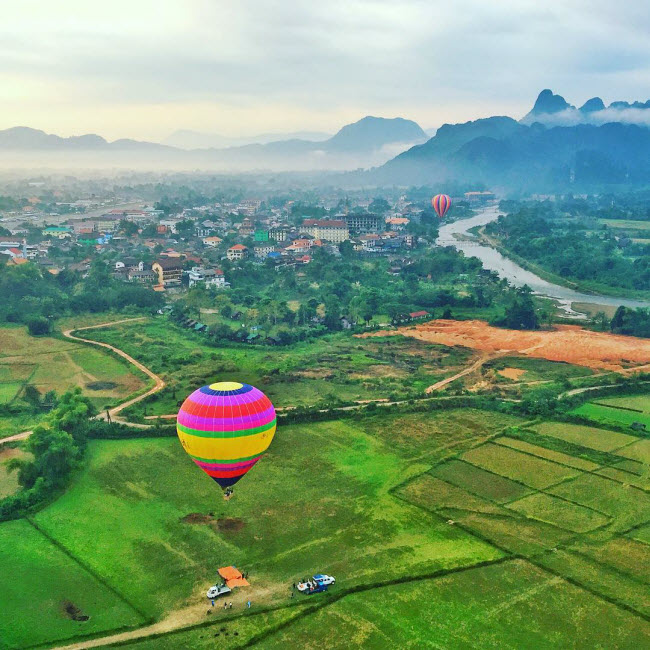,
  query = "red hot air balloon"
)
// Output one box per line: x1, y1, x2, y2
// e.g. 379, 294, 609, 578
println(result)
432, 194, 451, 219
